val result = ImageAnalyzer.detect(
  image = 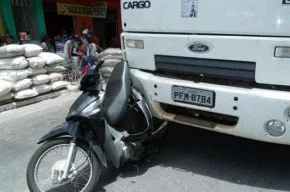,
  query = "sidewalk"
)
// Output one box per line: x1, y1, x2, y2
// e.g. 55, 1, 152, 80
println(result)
0, 84, 79, 113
